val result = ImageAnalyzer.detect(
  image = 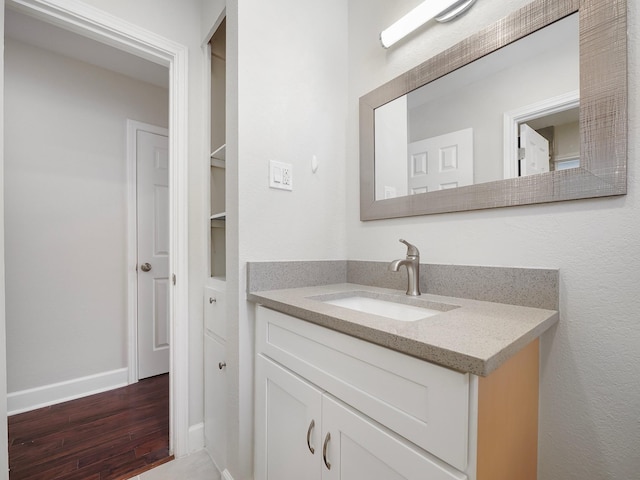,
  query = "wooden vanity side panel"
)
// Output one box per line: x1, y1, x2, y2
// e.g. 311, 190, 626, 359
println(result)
476, 339, 539, 480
